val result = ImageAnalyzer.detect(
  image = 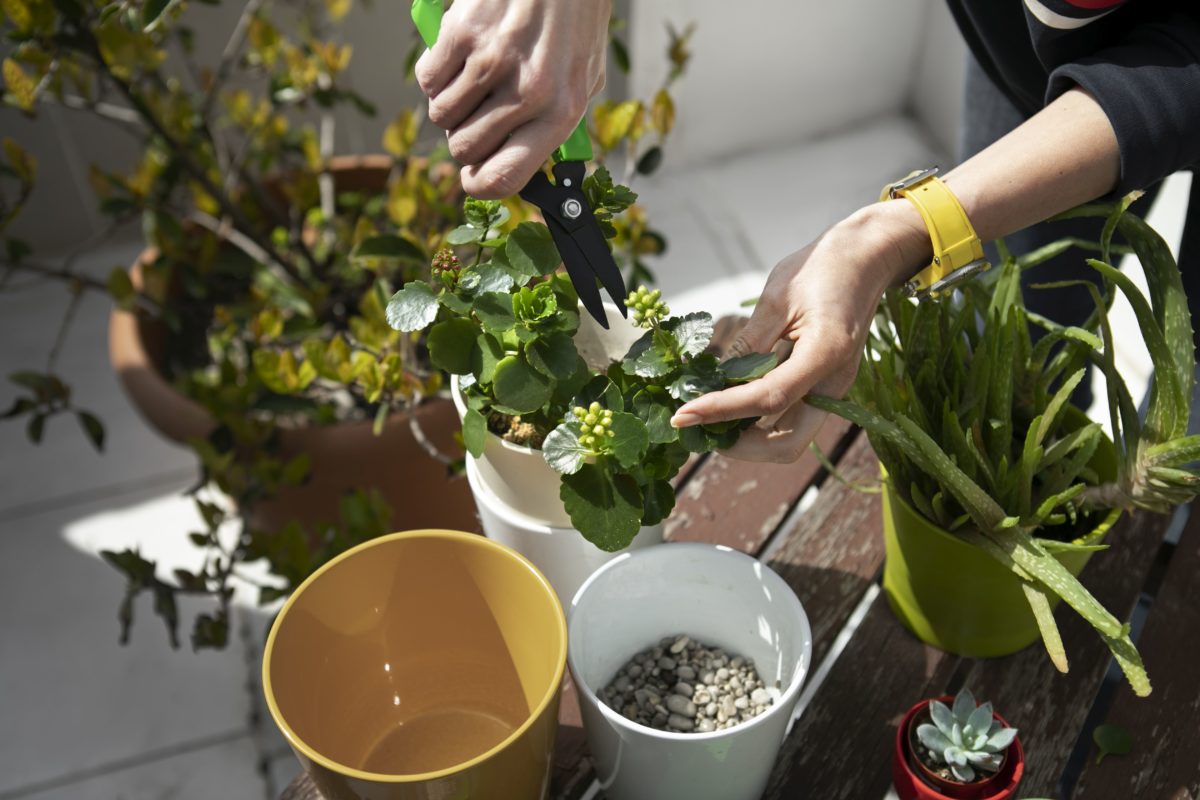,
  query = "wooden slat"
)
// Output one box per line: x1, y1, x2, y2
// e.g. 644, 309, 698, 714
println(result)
666, 417, 855, 552
956, 509, 1169, 798
764, 597, 959, 799
765, 432, 885, 662
1073, 505, 1200, 800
